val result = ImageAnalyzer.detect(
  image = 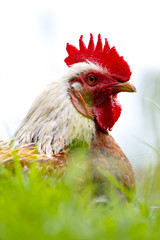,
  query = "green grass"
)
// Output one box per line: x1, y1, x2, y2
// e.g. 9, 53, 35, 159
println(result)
0, 148, 160, 240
